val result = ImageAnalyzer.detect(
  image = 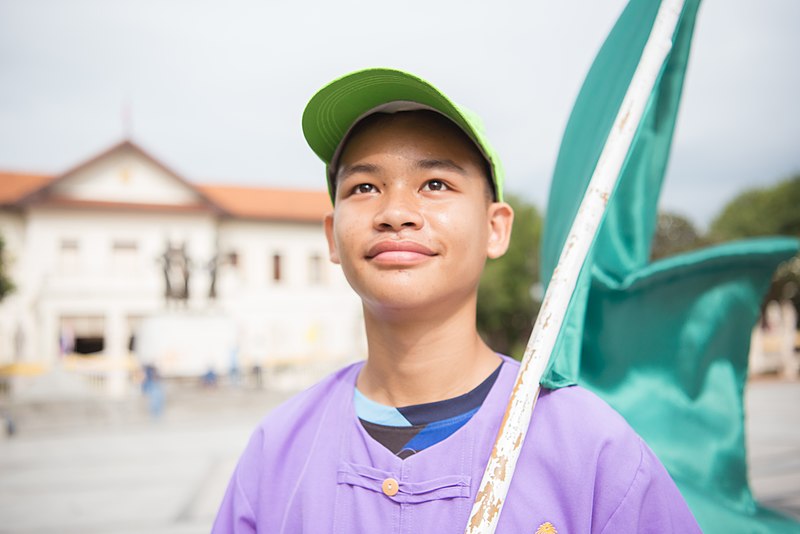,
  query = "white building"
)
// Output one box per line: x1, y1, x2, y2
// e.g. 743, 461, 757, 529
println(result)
0, 140, 365, 395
